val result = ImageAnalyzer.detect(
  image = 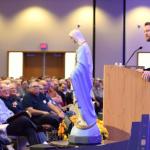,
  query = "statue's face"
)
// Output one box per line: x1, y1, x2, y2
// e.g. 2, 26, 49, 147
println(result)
70, 36, 77, 44
144, 25, 150, 42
